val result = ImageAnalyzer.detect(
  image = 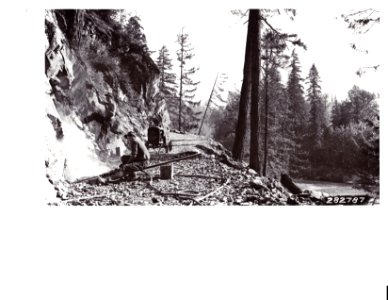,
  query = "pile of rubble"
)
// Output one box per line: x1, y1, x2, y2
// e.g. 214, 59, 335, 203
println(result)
48, 147, 333, 206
